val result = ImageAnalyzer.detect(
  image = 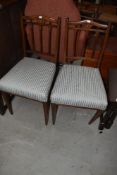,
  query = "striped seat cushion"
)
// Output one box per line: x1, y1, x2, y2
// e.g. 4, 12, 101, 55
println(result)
0, 57, 56, 102
51, 64, 108, 110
